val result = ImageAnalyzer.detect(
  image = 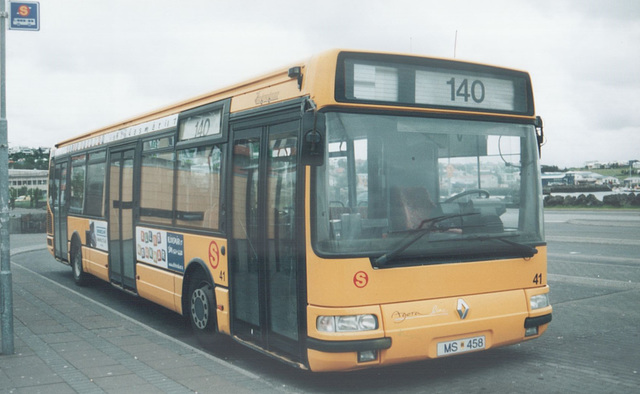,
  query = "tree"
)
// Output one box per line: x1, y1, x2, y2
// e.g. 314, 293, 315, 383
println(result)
32, 188, 44, 208
9, 188, 18, 209
541, 165, 562, 173
26, 188, 44, 208
9, 147, 50, 170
